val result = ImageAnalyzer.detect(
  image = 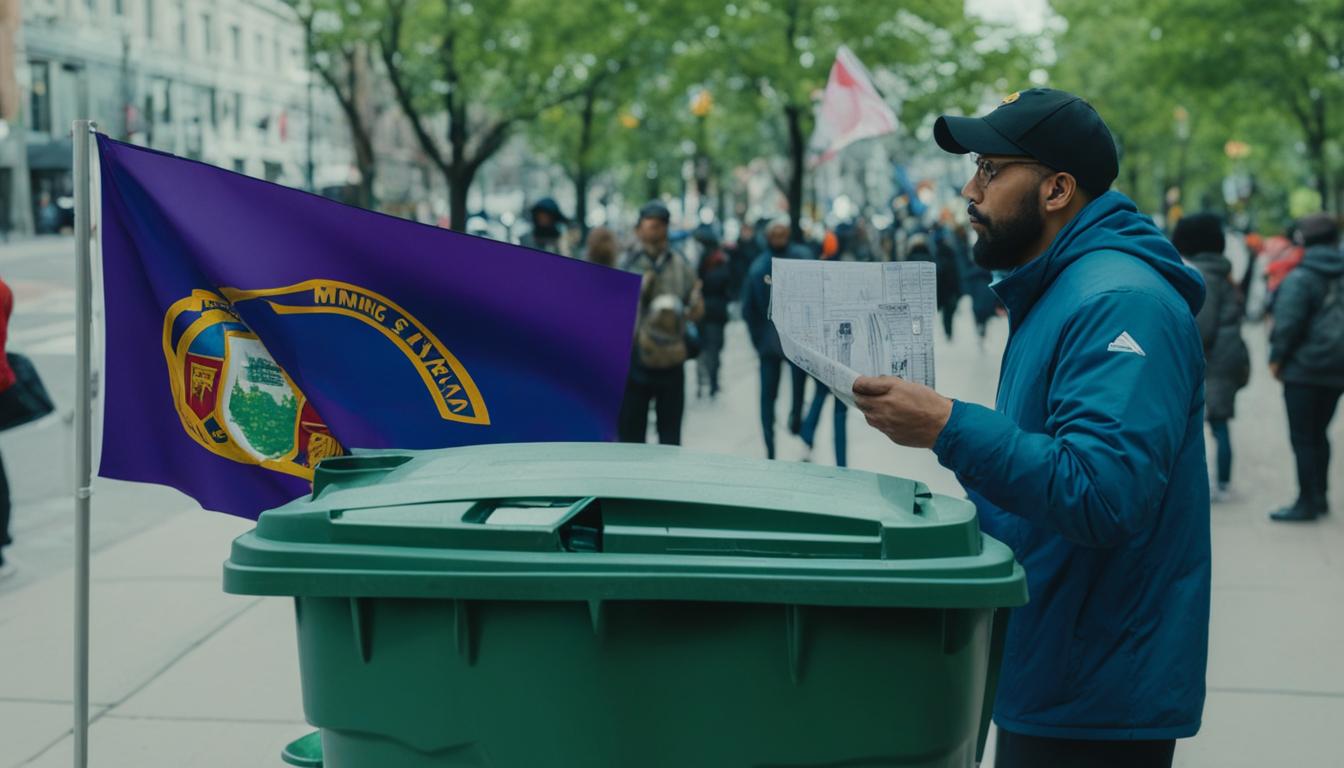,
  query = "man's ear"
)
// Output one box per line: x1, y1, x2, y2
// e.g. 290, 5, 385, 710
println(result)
1043, 173, 1078, 213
